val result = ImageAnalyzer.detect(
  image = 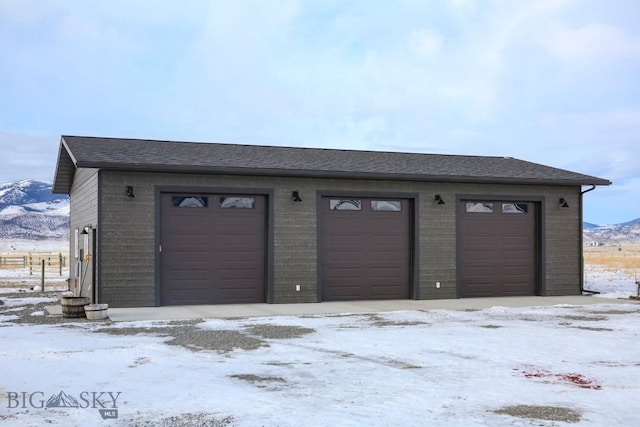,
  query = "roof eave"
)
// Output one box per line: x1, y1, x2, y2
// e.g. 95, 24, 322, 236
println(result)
52, 138, 77, 194
76, 162, 611, 187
